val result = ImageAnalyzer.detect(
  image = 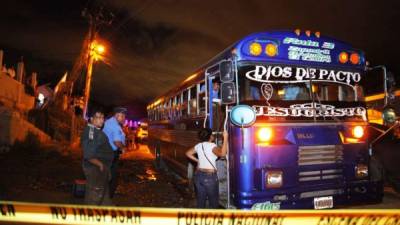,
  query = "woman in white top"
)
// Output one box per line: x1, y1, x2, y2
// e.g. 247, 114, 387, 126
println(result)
186, 128, 228, 208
